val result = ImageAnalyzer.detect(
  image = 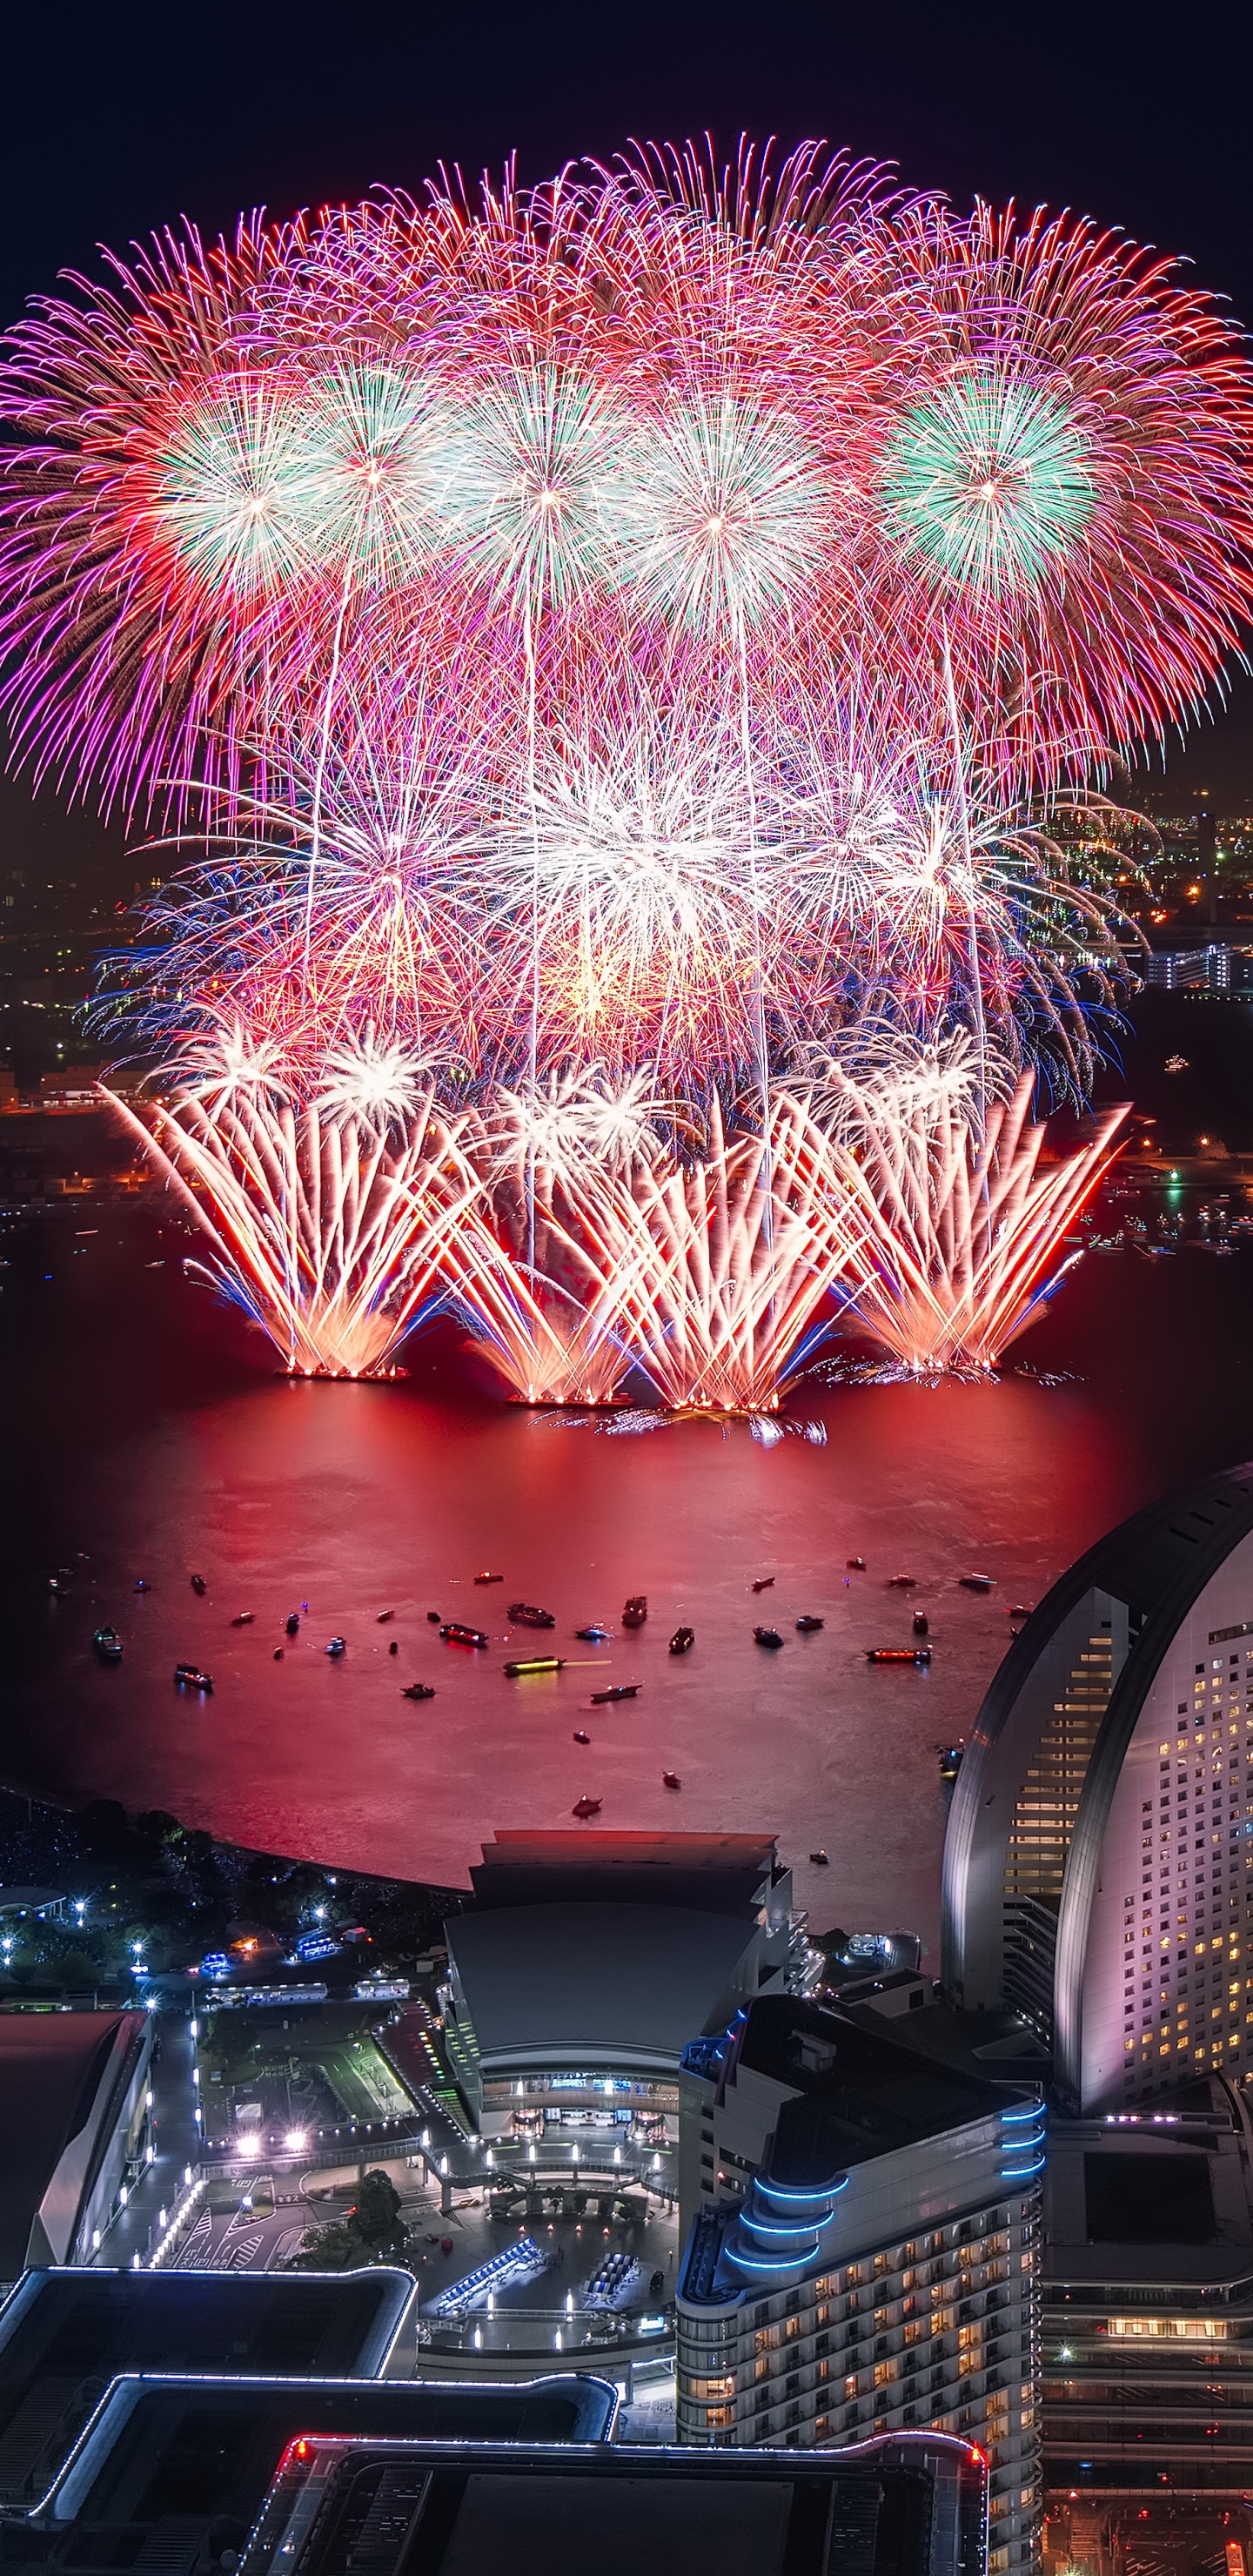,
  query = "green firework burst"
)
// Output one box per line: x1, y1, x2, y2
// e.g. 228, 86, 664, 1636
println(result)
881, 367, 1095, 600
